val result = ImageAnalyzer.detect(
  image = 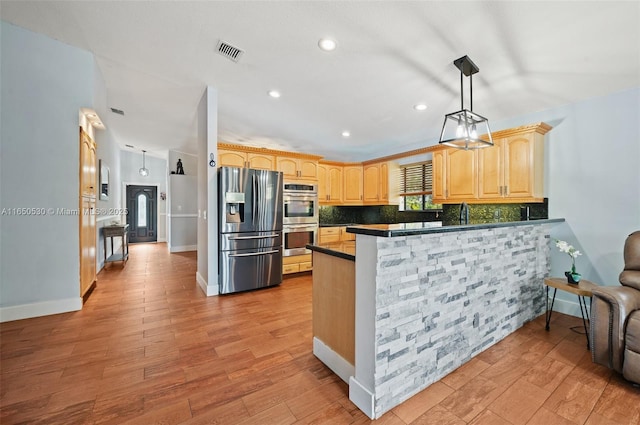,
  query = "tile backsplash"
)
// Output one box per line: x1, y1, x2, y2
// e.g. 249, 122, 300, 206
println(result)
319, 199, 547, 226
